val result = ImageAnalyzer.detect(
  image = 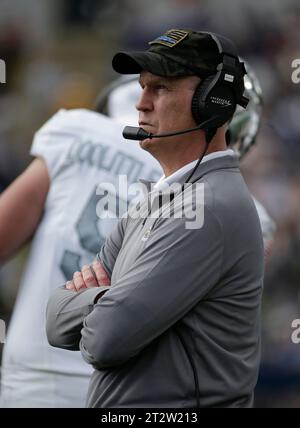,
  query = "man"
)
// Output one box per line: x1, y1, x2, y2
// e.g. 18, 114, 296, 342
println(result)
46, 29, 264, 407
0, 79, 161, 408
